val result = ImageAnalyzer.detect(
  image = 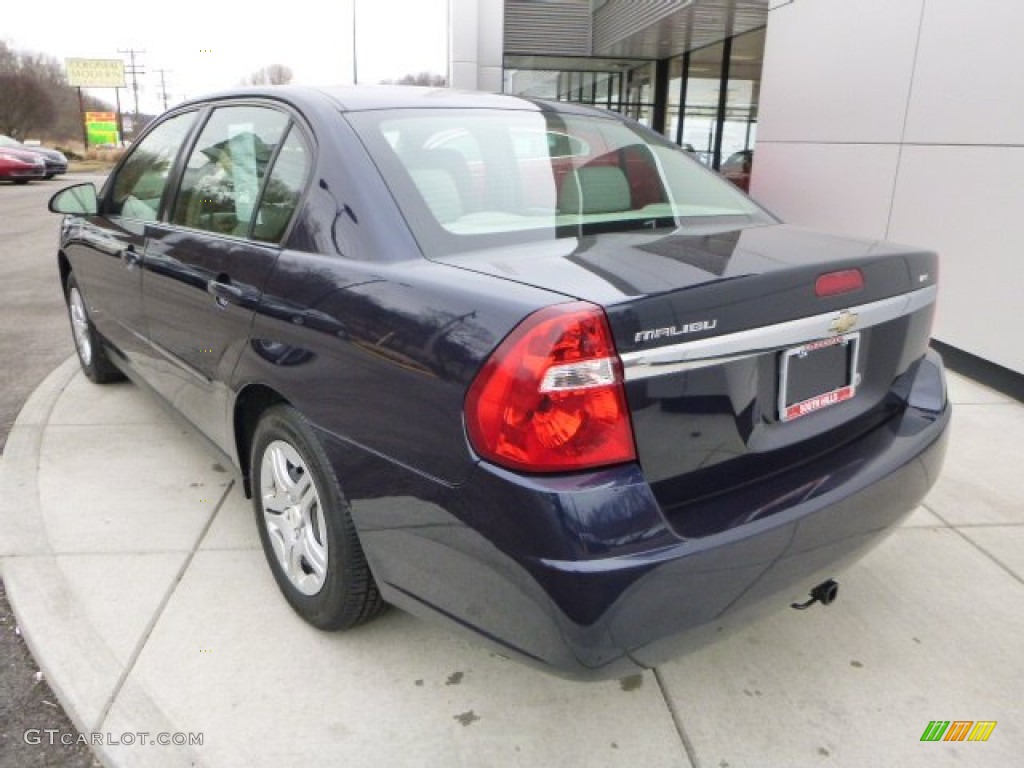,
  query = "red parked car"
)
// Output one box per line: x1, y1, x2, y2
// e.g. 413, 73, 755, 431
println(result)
721, 149, 753, 191
0, 135, 68, 178
0, 147, 46, 184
